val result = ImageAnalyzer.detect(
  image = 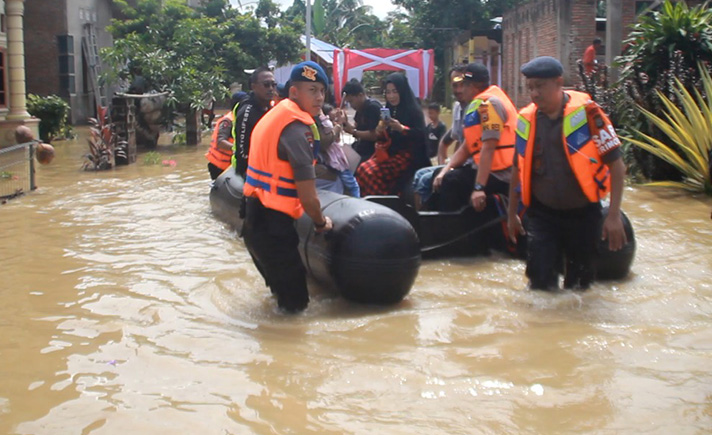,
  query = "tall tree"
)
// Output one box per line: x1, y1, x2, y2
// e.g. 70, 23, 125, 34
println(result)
103, 0, 301, 143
